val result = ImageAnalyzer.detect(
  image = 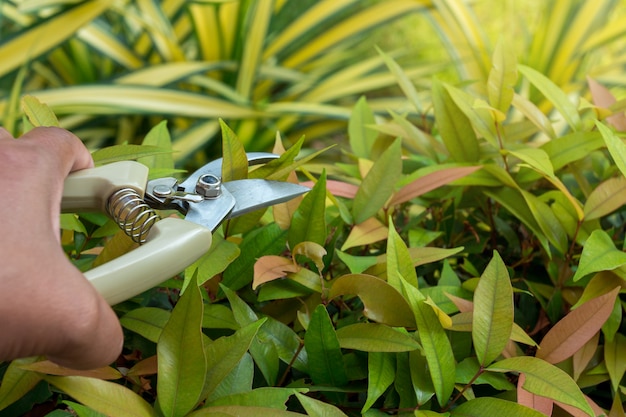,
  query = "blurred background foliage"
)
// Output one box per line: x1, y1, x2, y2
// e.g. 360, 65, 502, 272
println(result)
2, 0, 625, 170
